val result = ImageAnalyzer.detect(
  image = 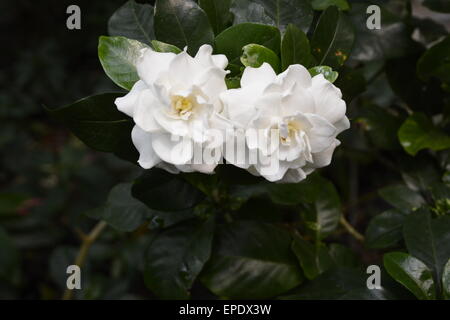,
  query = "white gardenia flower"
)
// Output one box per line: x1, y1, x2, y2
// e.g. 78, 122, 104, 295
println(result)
115, 44, 230, 173
220, 63, 350, 183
